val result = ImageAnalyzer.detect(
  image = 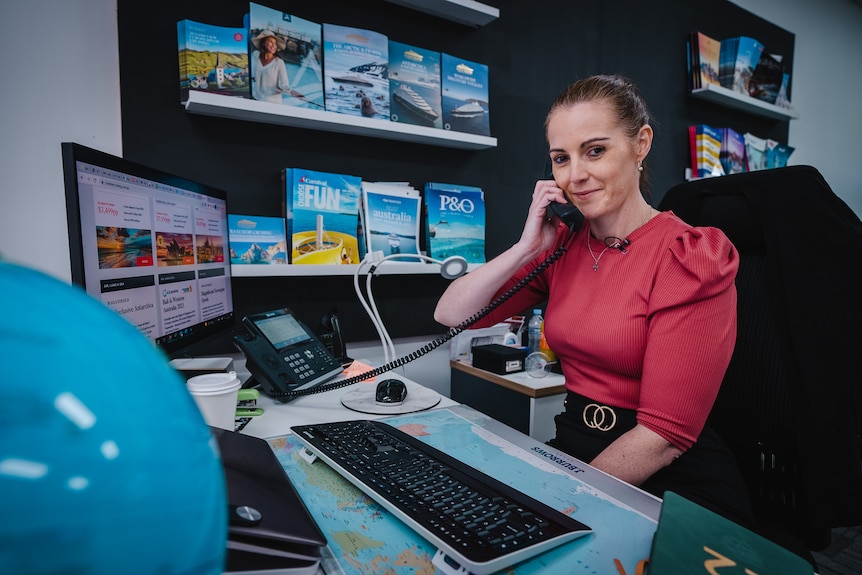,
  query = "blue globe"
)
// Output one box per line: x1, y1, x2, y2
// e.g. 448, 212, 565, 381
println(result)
0, 261, 226, 574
